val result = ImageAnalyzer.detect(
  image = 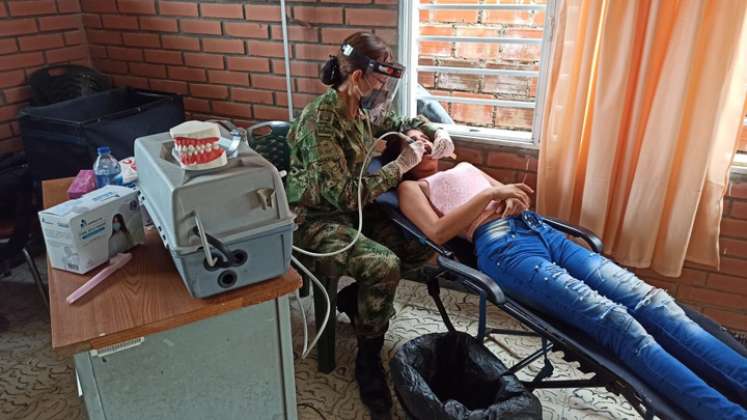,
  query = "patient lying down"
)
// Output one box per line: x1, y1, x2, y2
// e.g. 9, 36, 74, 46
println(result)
386, 130, 747, 418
